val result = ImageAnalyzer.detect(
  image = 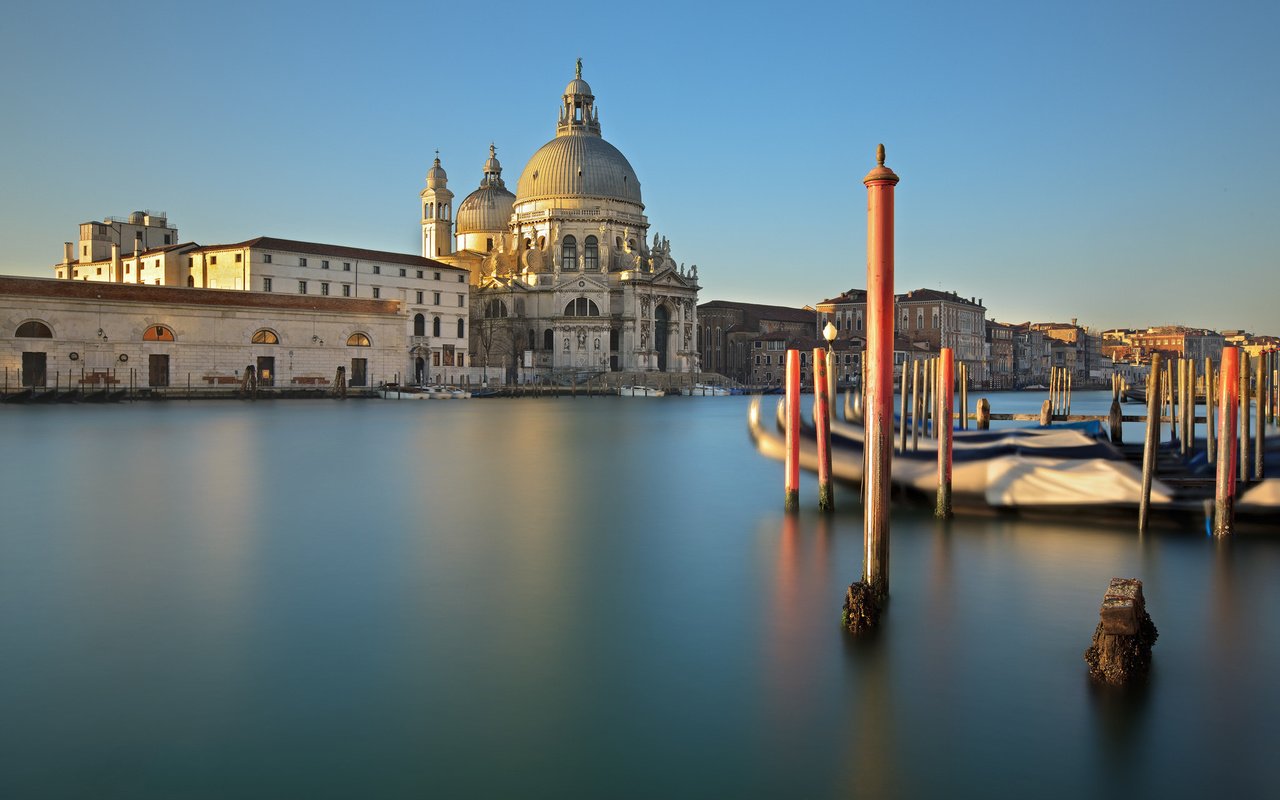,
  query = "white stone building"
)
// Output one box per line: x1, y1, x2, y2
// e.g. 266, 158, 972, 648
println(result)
1, 276, 403, 392
424, 62, 700, 381
54, 229, 472, 385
